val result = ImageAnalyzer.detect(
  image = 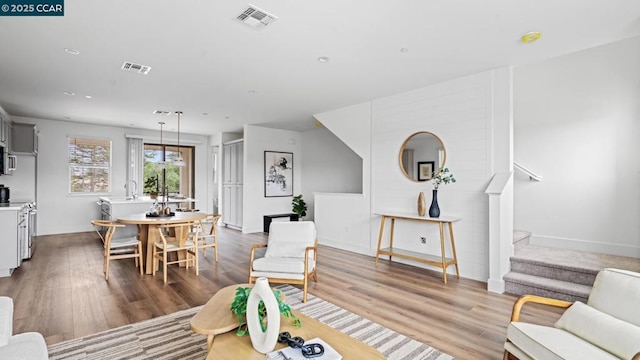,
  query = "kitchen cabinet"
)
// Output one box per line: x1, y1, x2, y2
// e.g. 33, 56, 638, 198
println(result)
0, 209, 20, 277
222, 140, 243, 229
0, 113, 11, 150
11, 123, 38, 155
